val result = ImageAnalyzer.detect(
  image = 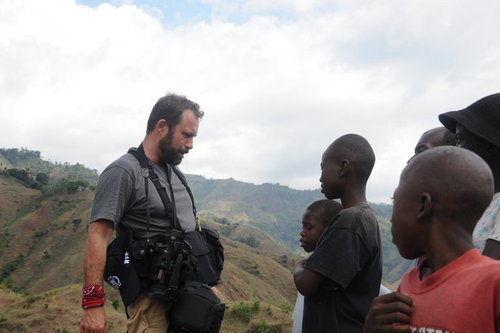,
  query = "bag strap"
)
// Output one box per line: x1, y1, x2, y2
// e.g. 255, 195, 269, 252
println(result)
128, 144, 182, 232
